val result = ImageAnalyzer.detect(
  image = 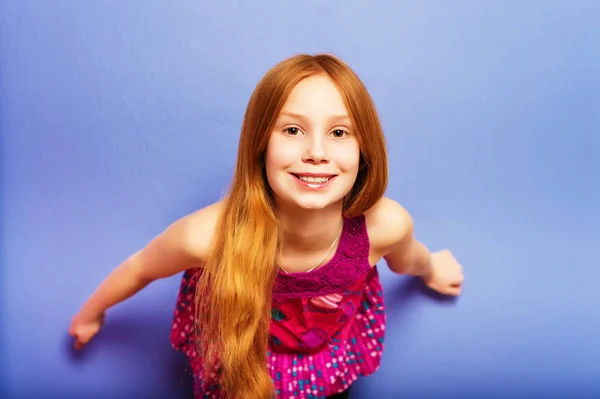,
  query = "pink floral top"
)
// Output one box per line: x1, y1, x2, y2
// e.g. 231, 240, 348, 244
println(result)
171, 215, 387, 398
